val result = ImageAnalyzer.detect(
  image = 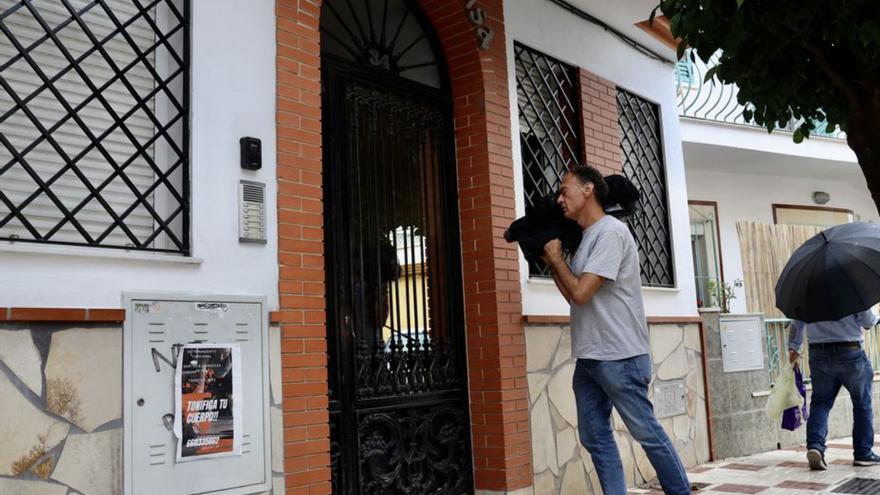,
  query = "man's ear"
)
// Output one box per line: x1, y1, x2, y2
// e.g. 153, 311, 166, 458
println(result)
582, 181, 594, 198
